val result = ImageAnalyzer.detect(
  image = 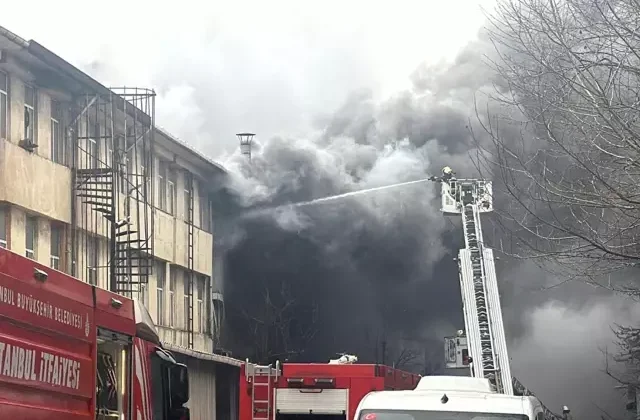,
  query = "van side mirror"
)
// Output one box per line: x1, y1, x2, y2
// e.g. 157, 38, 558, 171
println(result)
169, 362, 189, 407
